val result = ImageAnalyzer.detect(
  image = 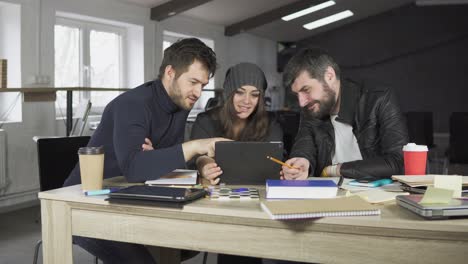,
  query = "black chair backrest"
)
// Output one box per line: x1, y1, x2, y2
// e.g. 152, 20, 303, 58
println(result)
449, 112, 468, 163
205, 97, 220, 111
405, 111, 434, 148
36, 136, 90, 191
274, 110, 300, 156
